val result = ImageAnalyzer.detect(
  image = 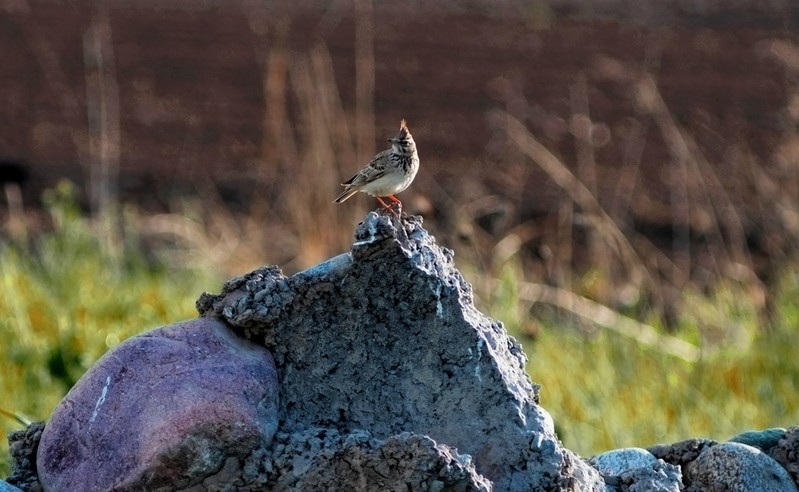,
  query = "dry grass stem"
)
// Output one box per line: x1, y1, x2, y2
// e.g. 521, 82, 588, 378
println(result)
492, 109, 654, 299
518, 281, 701, 362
